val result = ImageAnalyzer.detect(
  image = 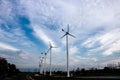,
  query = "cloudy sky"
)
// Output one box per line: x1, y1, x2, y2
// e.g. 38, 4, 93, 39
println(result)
0, 0, 120, 70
